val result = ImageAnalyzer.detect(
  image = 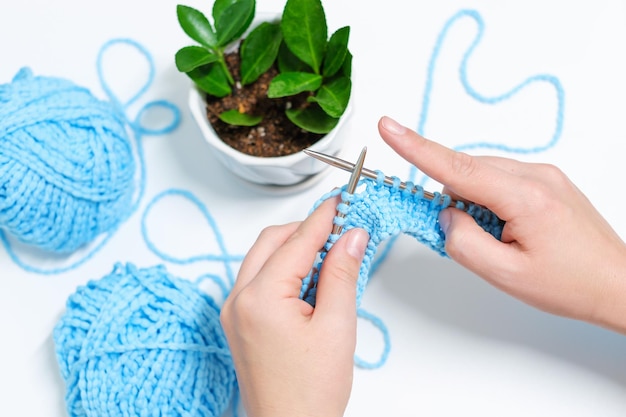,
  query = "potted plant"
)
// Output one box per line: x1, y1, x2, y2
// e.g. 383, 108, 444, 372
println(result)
176, 0, 353, 187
